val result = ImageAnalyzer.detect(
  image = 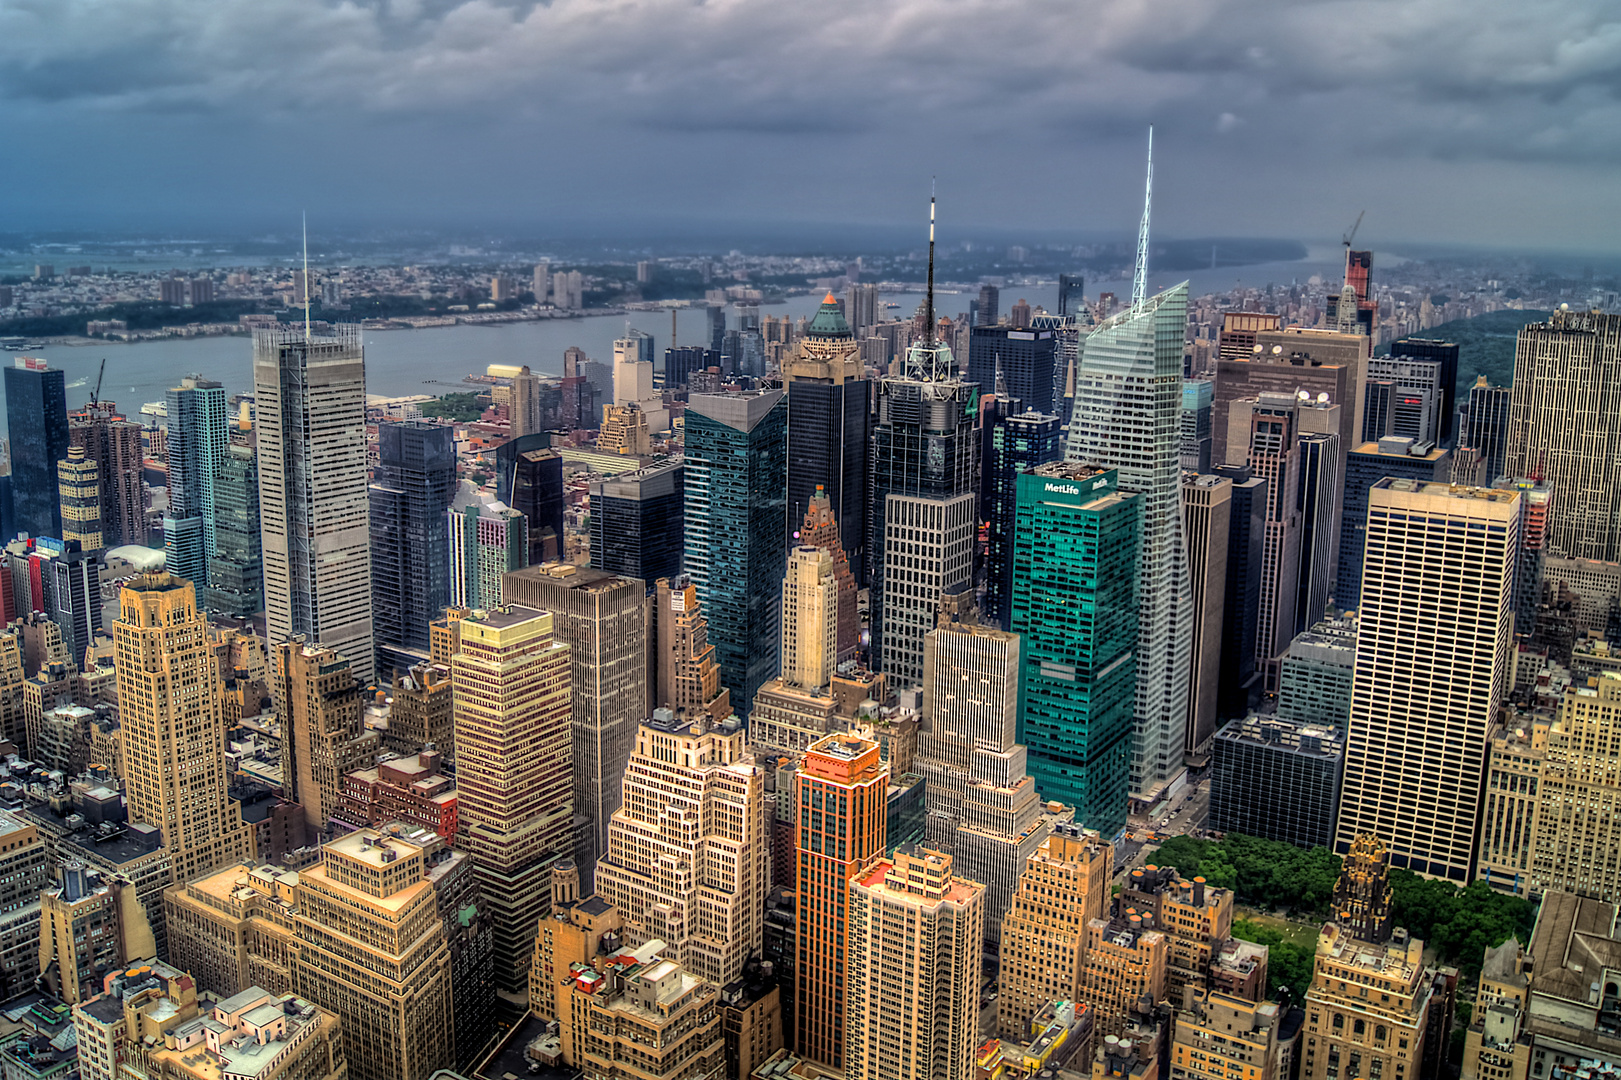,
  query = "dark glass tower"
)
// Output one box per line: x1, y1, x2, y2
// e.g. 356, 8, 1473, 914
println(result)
785, 294, 870, 584
4, 359, 69, 540
1392, 337, 1461, 446
684, 390, 787, 715
496, 433, 564, 565
1058, 274, 1086, 317
983, 407, 1062, 630
1214, 464, 1266, 719
369, 420, 456, 675
591, 459, 683, 585
1463, 377, 1512, 485
165, 375, 228, 587
664, 346, 718, 391
206, 443, 263, 617
967, 325, 1056, 416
